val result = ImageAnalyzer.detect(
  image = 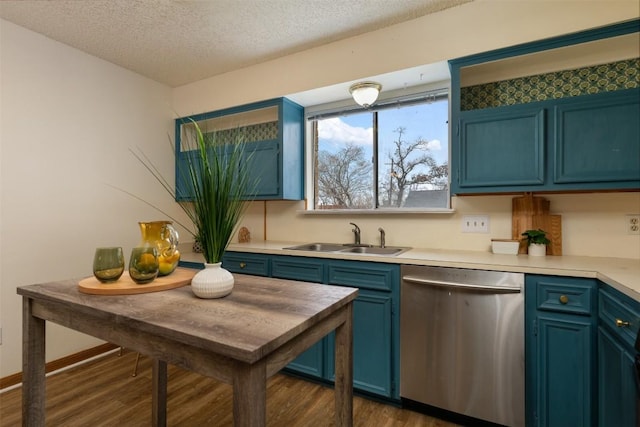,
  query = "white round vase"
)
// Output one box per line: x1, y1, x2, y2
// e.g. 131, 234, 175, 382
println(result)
191, 262, 234, 298
528, 243, 547, 256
